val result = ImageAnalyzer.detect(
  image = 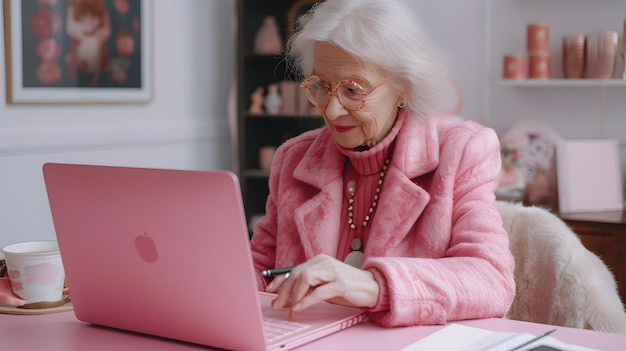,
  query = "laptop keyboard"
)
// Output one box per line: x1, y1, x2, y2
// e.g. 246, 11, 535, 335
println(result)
263, 317, 311, 341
